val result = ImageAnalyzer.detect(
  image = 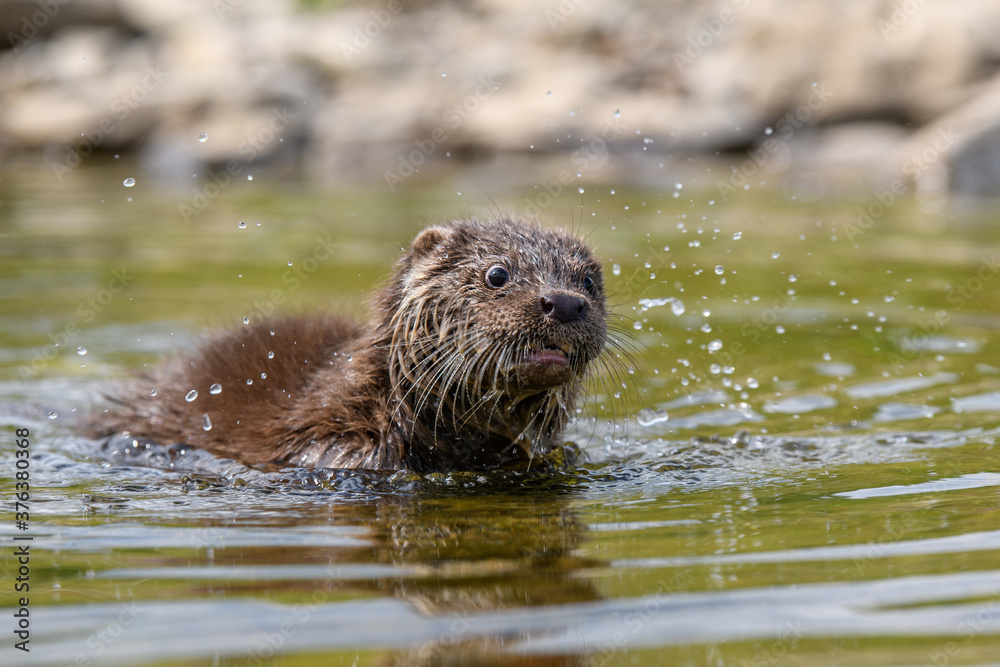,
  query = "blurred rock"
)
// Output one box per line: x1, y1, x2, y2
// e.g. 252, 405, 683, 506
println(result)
1, 0, 999, 195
